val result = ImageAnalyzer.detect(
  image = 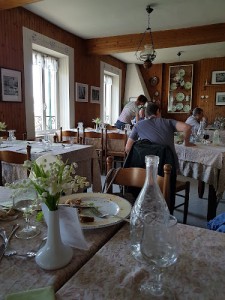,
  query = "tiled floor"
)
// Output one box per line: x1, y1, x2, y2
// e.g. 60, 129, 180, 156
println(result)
98, 174, 225, 229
